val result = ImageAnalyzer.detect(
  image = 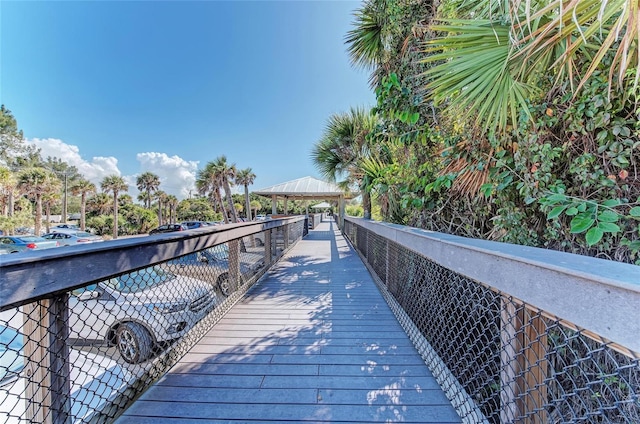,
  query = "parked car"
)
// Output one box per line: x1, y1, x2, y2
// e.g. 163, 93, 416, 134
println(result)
180, 221, 209, 230
1, 324, 132, 423
165, 244, 264, 297
68, 266, 216, 363
148, 223, 187, 235
255, 214, 267, 221
0, 235, 58, 254
51, 224, 80, 231
42, 231, 103, 246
